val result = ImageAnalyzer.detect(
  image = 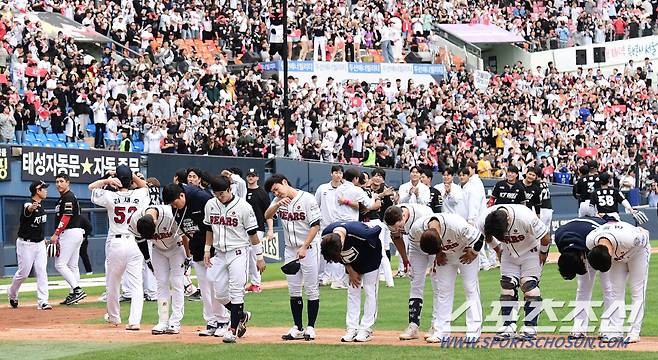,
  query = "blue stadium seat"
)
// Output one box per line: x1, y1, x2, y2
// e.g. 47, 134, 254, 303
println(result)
55, 142, 66, 148
57, 134, 67, 142
25, 133, 36, 142
133, 141, 144, 152
46, 133, 59, 142
27, 125, 38, 133
67, 142, 78, 149
86, 124, 96, 137
43, 142, 53, 148
34, 133, 47, 142
78, 142, 90, 150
